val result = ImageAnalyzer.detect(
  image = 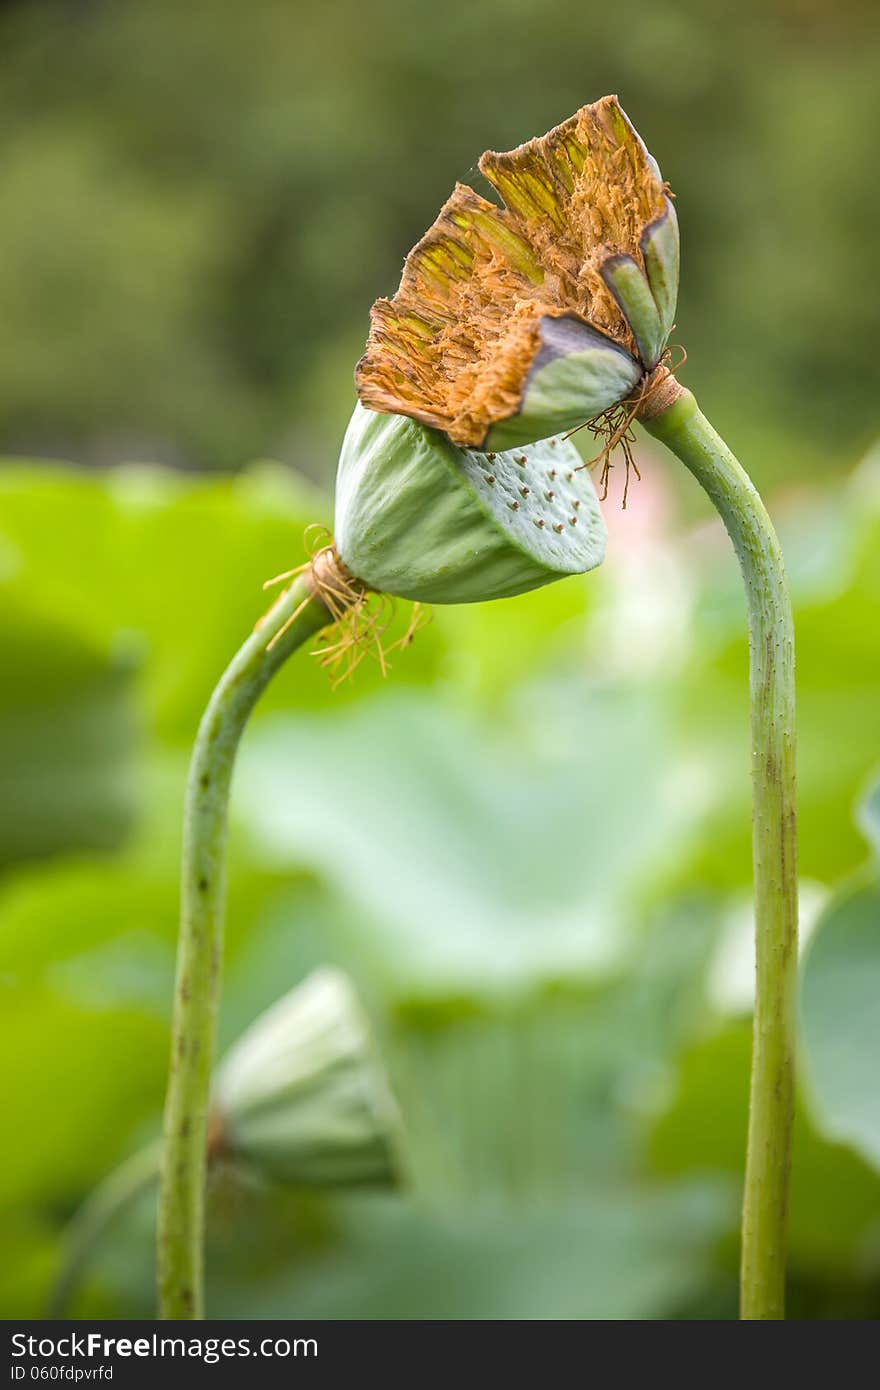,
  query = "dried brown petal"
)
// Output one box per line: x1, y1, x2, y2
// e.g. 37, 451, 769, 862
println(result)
356, 97, 668, 447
